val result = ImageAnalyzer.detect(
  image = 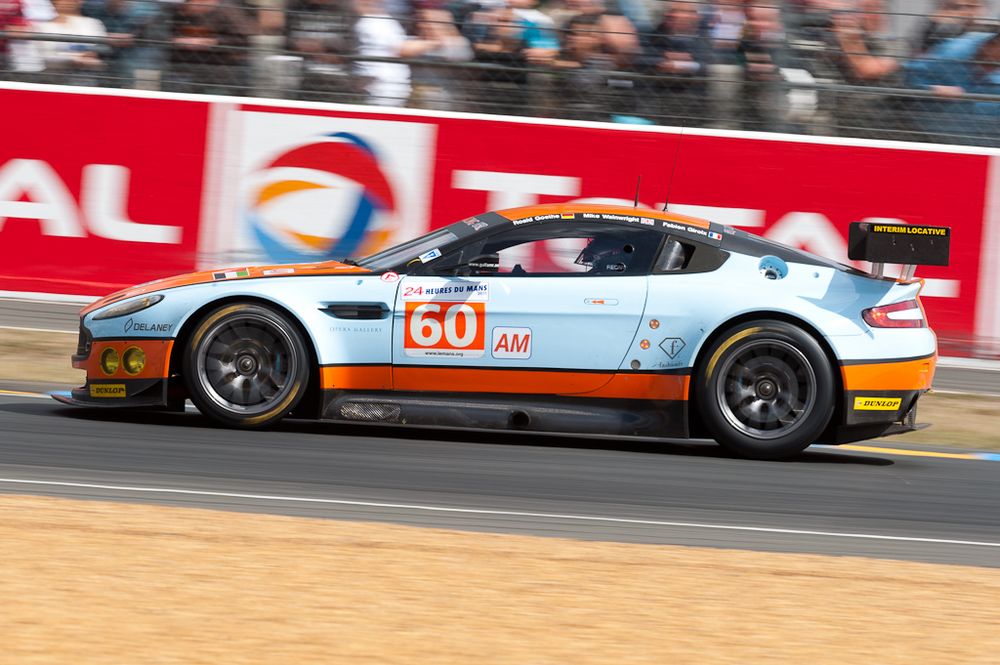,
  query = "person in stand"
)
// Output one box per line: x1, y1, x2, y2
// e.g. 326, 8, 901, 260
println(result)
36, 0, 107, 86
642, 1, 709, 125
912, 0, 983, 55
552, 12, 617, 120
829, 0, 910, 139
285, 0, 357, 101
549, 0, 638, 69
83, 0, 164, 88
165, 0, 255, 95
705, 0, 746, 129
906, 29, 1000, 145
409, 5, 474, 111
353, 0, 444, 106
739, 2, 786, 131
0, 0, 29, 74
